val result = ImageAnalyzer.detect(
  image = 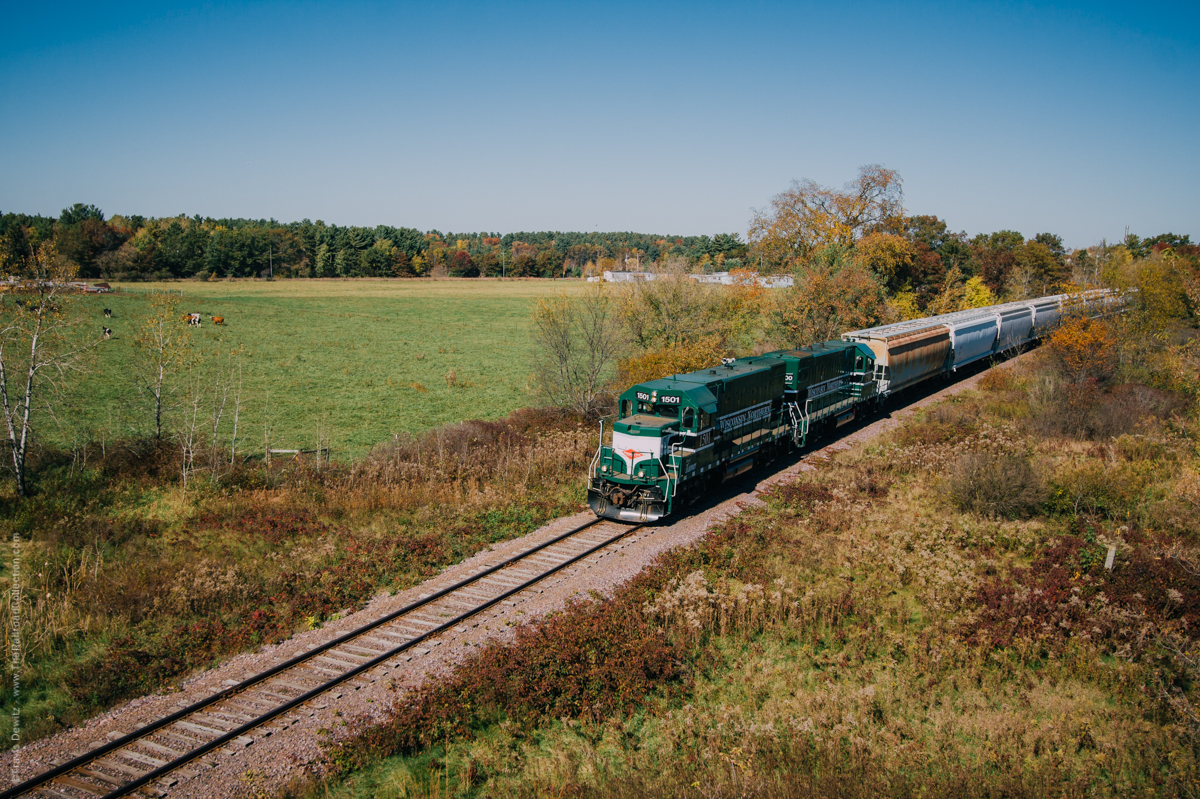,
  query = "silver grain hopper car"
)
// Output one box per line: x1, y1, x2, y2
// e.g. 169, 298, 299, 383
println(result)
843, 291, 1126, 400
